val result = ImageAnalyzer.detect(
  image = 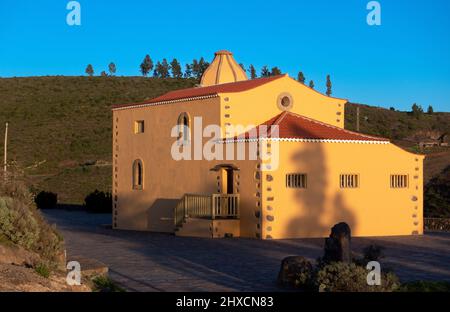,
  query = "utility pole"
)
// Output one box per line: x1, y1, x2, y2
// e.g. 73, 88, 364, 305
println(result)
356, 106, 360, 132
4, 122, 8, 174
